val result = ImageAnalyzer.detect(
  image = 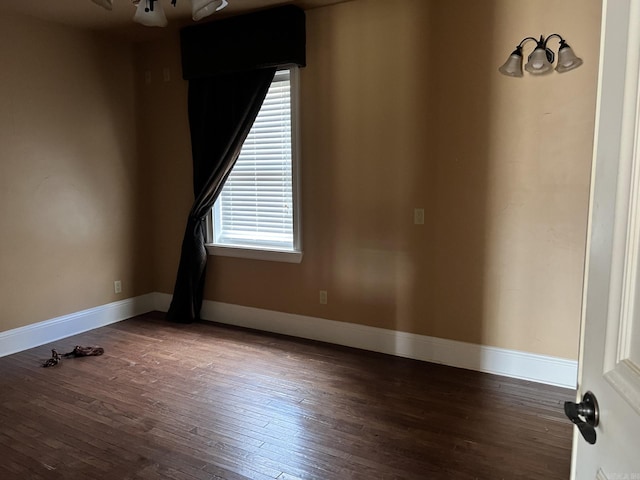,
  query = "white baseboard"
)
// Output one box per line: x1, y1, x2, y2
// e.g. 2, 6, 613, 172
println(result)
0, 293, 577, 388
0, 294, 156, 358
153, 293, 577, 388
